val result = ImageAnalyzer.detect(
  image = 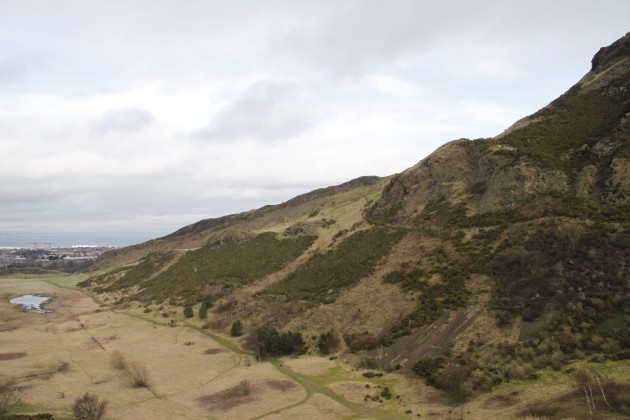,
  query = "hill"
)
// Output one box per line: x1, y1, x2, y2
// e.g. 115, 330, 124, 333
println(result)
82, 32, 630, 413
